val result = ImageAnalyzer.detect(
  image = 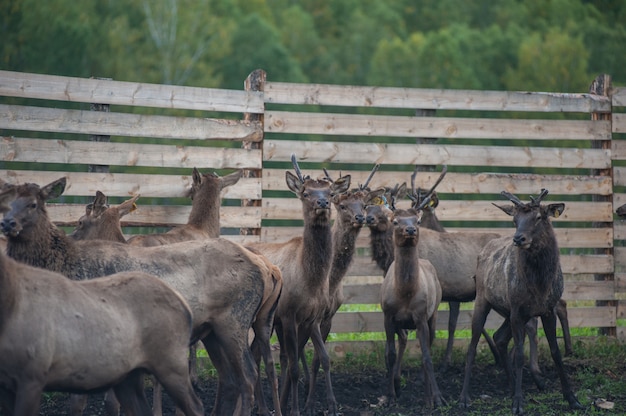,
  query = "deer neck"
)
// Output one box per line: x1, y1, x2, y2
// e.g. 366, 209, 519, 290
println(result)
301, 221, 333, 289
6, 222, 75, 274
369, 226, 394, 273
186, 184, 221, 238
518, 227, 561, 296
393, 243, 420, 286
329, 220, 361, 292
